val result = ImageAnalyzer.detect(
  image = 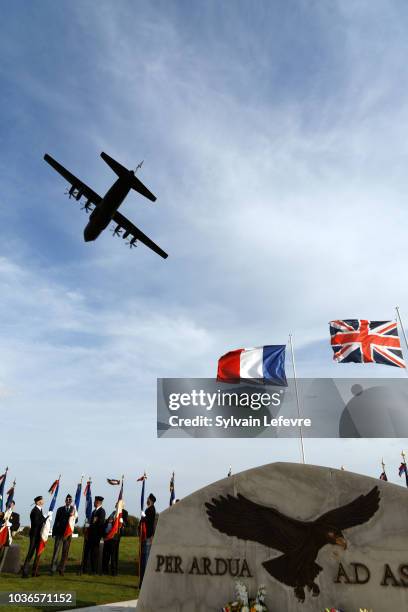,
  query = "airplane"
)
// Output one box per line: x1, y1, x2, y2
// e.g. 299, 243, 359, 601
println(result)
43, 151, 168, 259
